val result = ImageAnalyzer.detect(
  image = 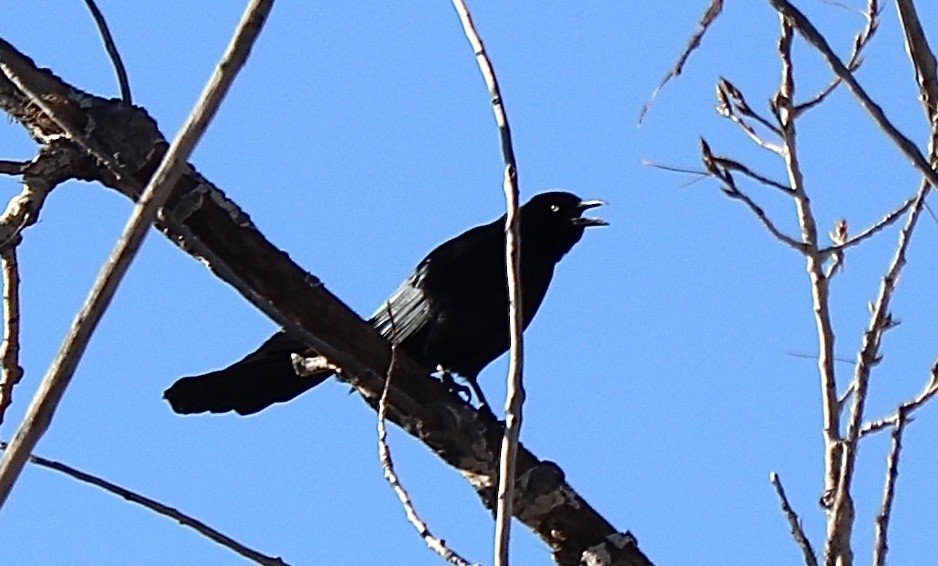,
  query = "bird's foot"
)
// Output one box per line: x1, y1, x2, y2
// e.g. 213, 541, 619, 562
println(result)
477, 402, 499, 422
439, 369, 473, 403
